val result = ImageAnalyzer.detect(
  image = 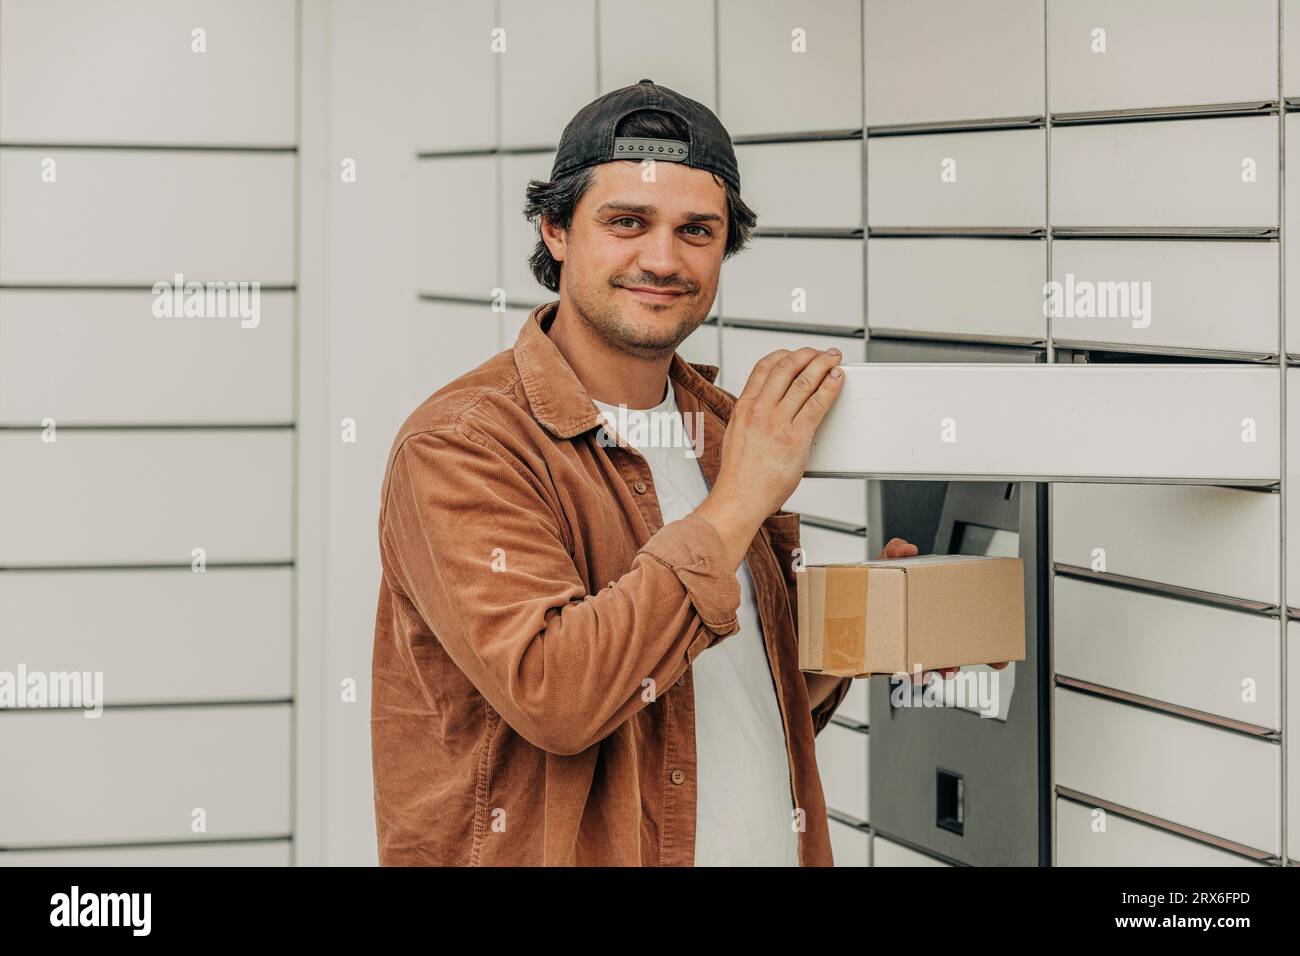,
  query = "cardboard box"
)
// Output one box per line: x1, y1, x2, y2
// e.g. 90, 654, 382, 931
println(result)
796, 554, 1026, 677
